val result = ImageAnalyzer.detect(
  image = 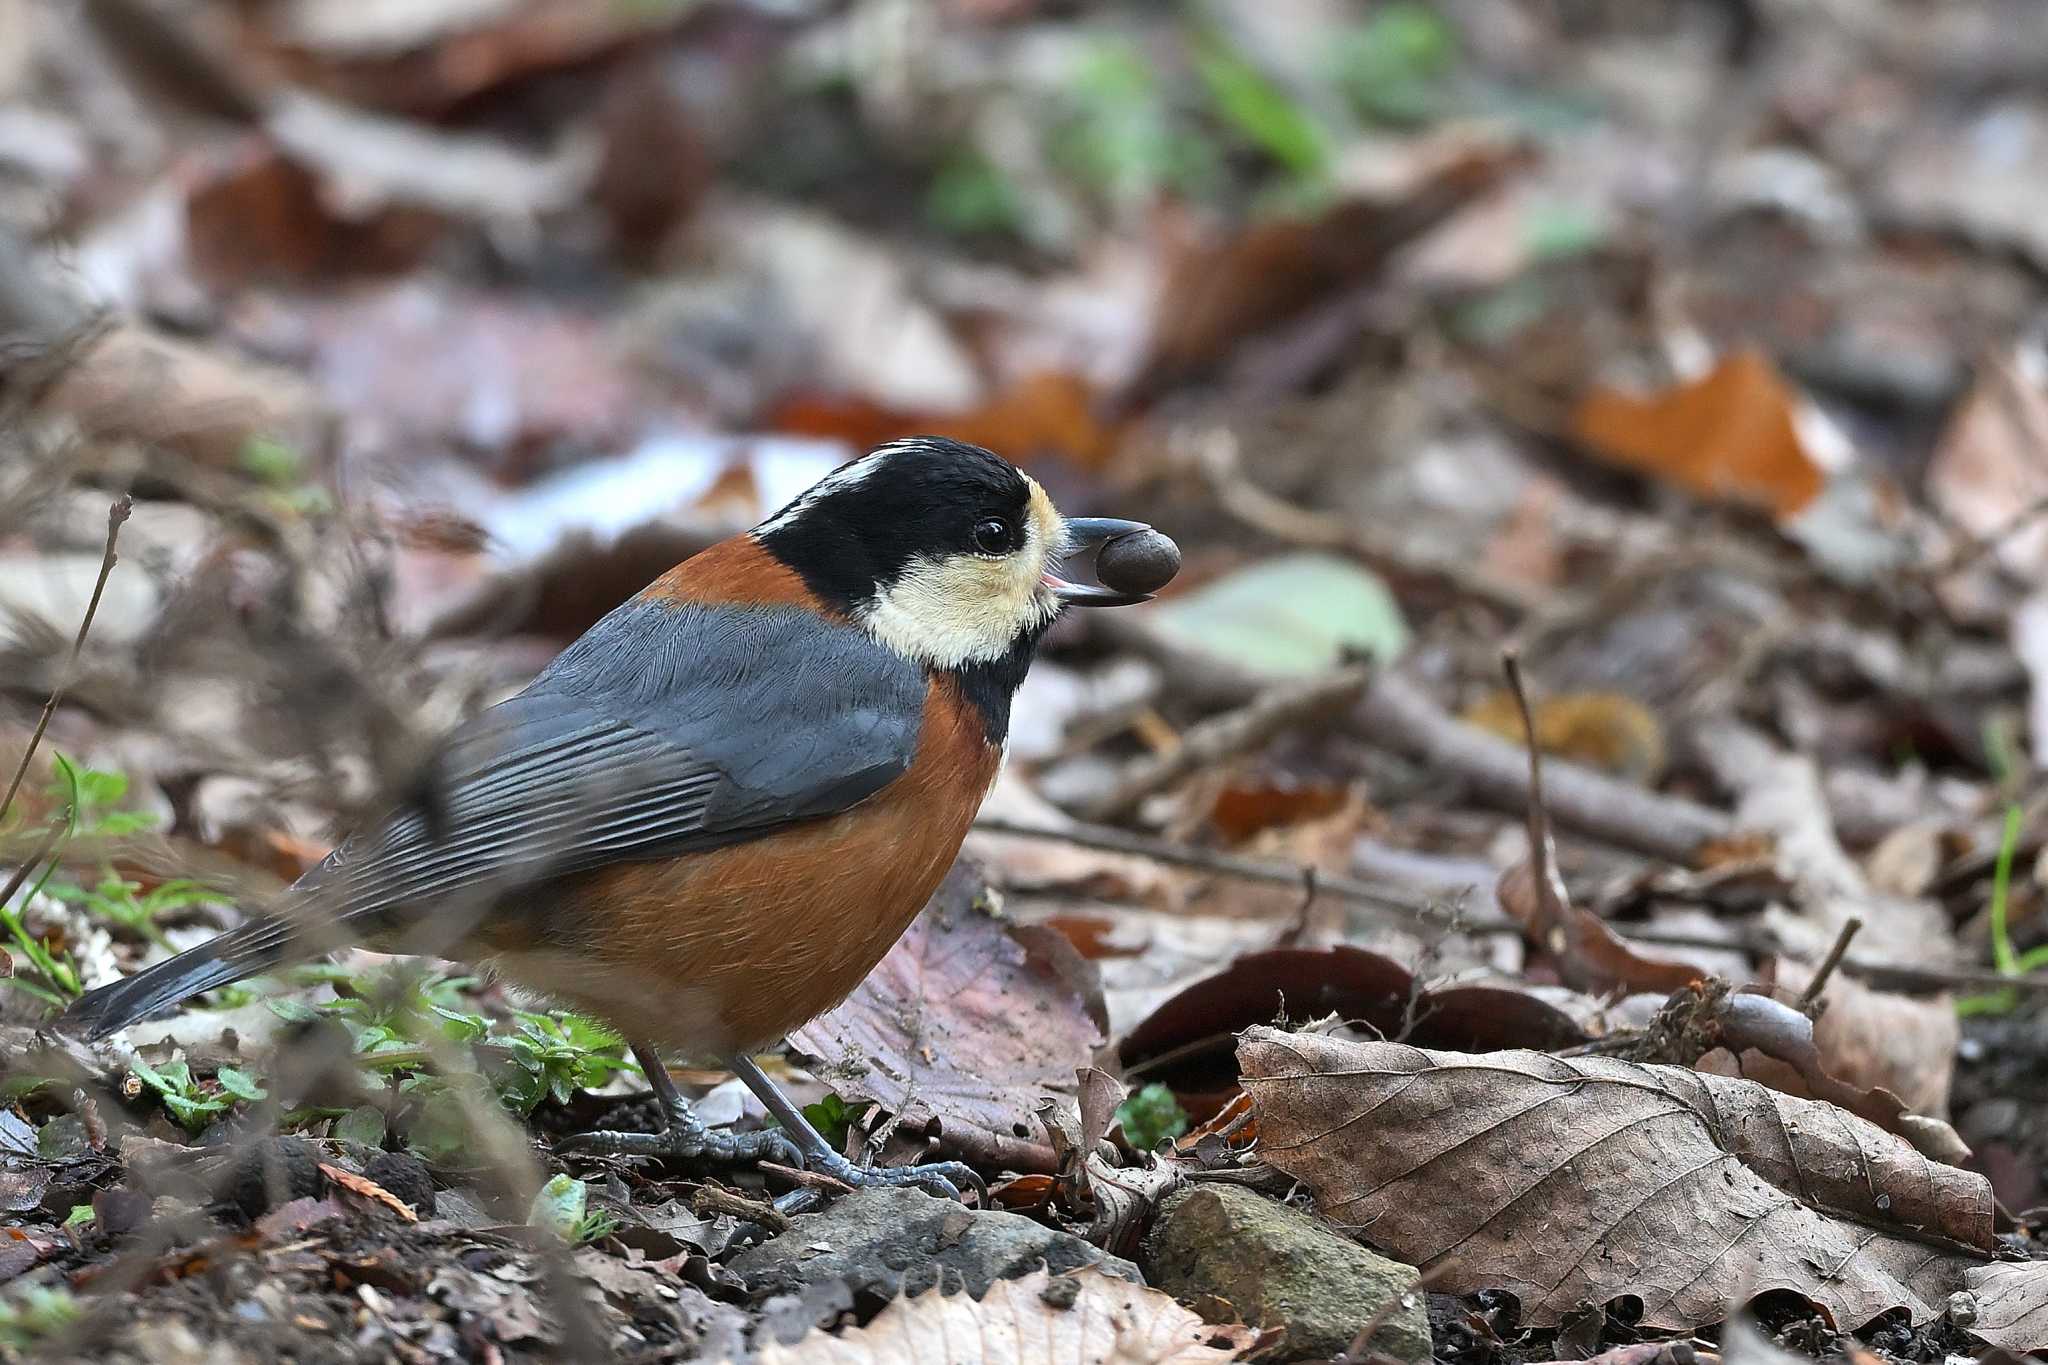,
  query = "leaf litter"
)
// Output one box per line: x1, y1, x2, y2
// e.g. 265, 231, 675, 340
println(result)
5, 1, 2048, 1361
